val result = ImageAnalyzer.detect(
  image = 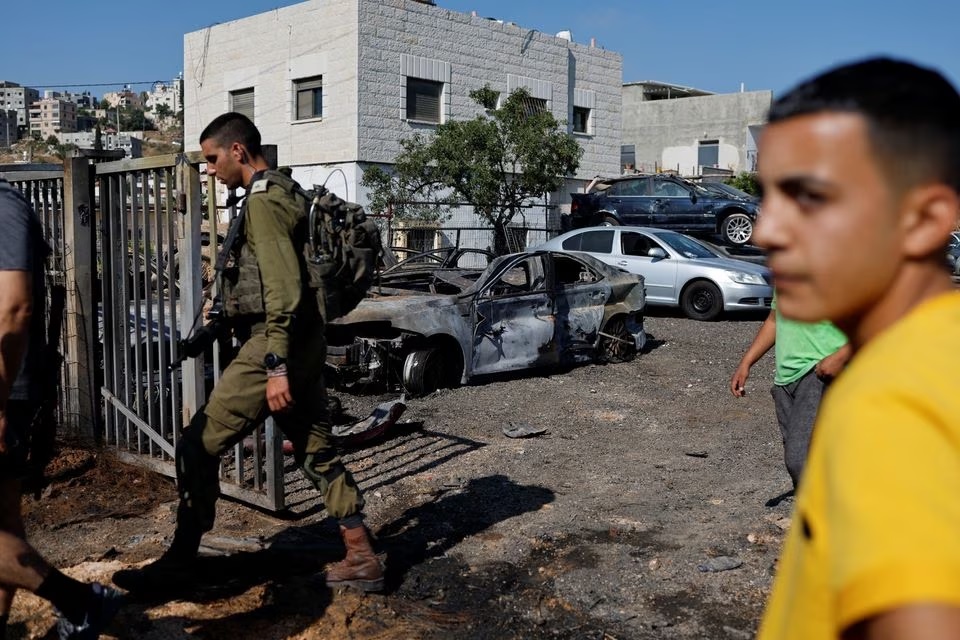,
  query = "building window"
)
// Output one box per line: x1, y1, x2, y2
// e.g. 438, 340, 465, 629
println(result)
572, 106, 591, 134
295, 76, 323, 120
406, 78, 443, 123
698, 139, 719, 167
230, 88, 255, 120
403, 226, 437, 252
522, 97, 547, 118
